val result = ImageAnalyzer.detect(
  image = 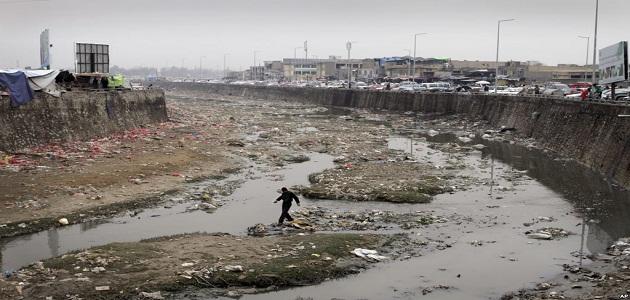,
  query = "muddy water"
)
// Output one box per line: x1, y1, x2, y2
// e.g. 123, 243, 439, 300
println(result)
202, 136, 630, 300
3, 120, 630, 299
202, 138, 574, 300
0, 153, 335, 272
